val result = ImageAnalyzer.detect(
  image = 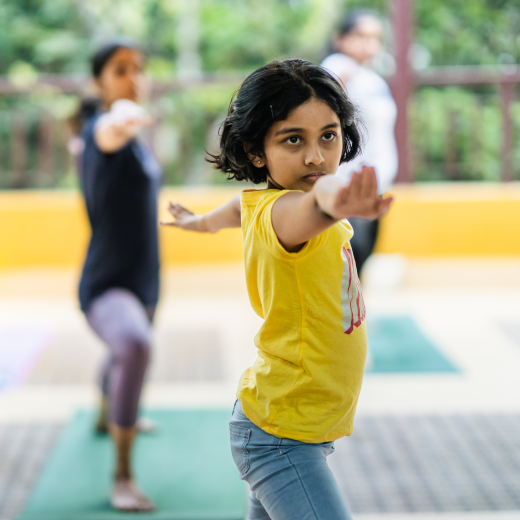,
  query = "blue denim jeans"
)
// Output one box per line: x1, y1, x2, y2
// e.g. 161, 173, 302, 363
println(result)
229, 400, 353, 520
